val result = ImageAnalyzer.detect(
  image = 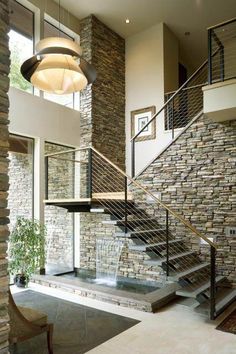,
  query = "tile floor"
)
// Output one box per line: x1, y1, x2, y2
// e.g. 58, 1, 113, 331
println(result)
11, 283, 236, 354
